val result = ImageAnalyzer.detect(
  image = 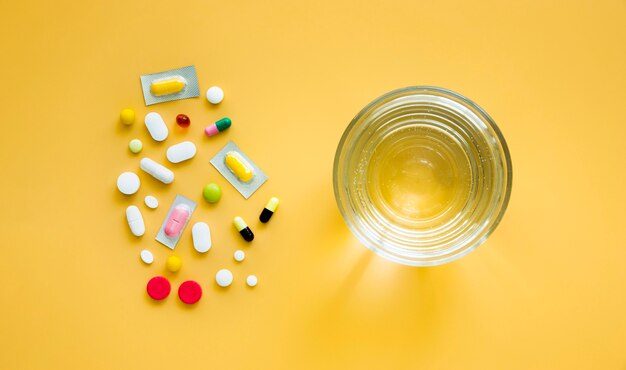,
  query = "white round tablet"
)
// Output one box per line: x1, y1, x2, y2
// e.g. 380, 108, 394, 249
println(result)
140, 249, 154, 264
215, 269, 233, 287
246, 275, 258, 287
233, 250, 245, 262
206, 86, 224, 104
144, 195, 158, 209
117, 171, 140, 195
